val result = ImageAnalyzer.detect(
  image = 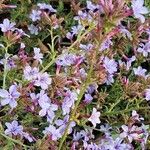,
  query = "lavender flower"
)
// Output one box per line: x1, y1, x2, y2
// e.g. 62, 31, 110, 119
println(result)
23, 65, 39, 81
33, 47, 43, 64
133, 66, 147, 78
43, 125, 61, 141
88, 108, 101, 127
79, 43, 94, 51
145, 89, 150, 101
34, 72, 52, 89
0, 85, 20, 109
132, 0, 149, 23
137, 42, 150, 57
0, 18, 16, 32
86, 1, 99, 12
99, 38, 113, 51
83, 93, 93, 104
62, 90, 78, 115
55, 115, 76, 135
103, 57, 117, 74
56, 52, 77, 66
29, 10, 42, 22
28, 24, 39, 35
37, 3, 57, 12
120, 125, 140, 143
5, 120, 23, 136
